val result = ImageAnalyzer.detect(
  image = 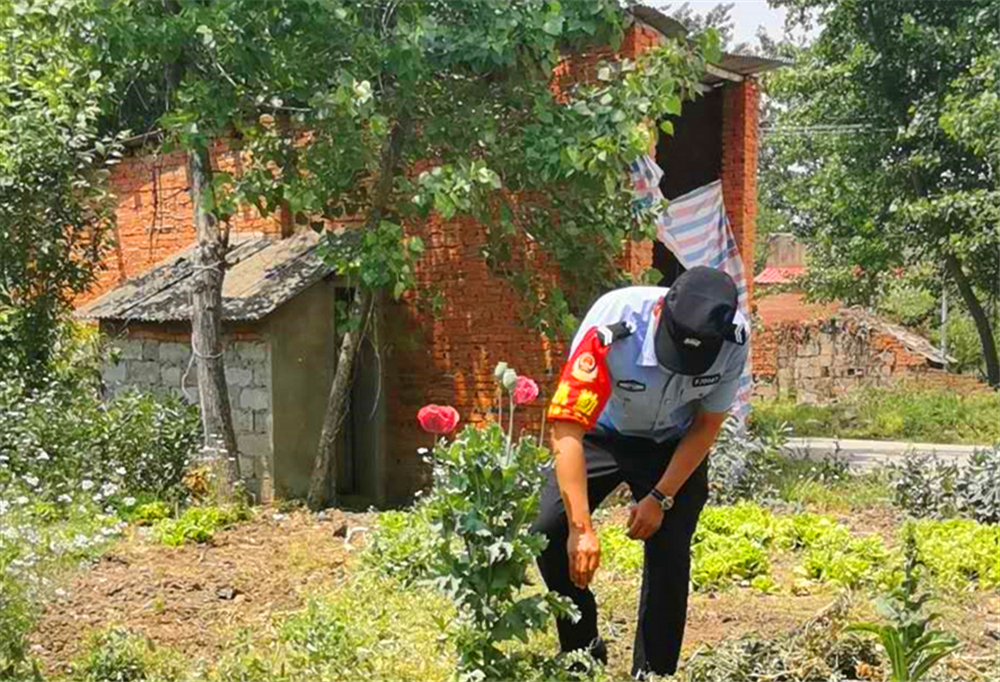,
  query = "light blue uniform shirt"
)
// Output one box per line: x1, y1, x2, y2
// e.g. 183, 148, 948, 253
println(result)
569, 287, 750, 443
